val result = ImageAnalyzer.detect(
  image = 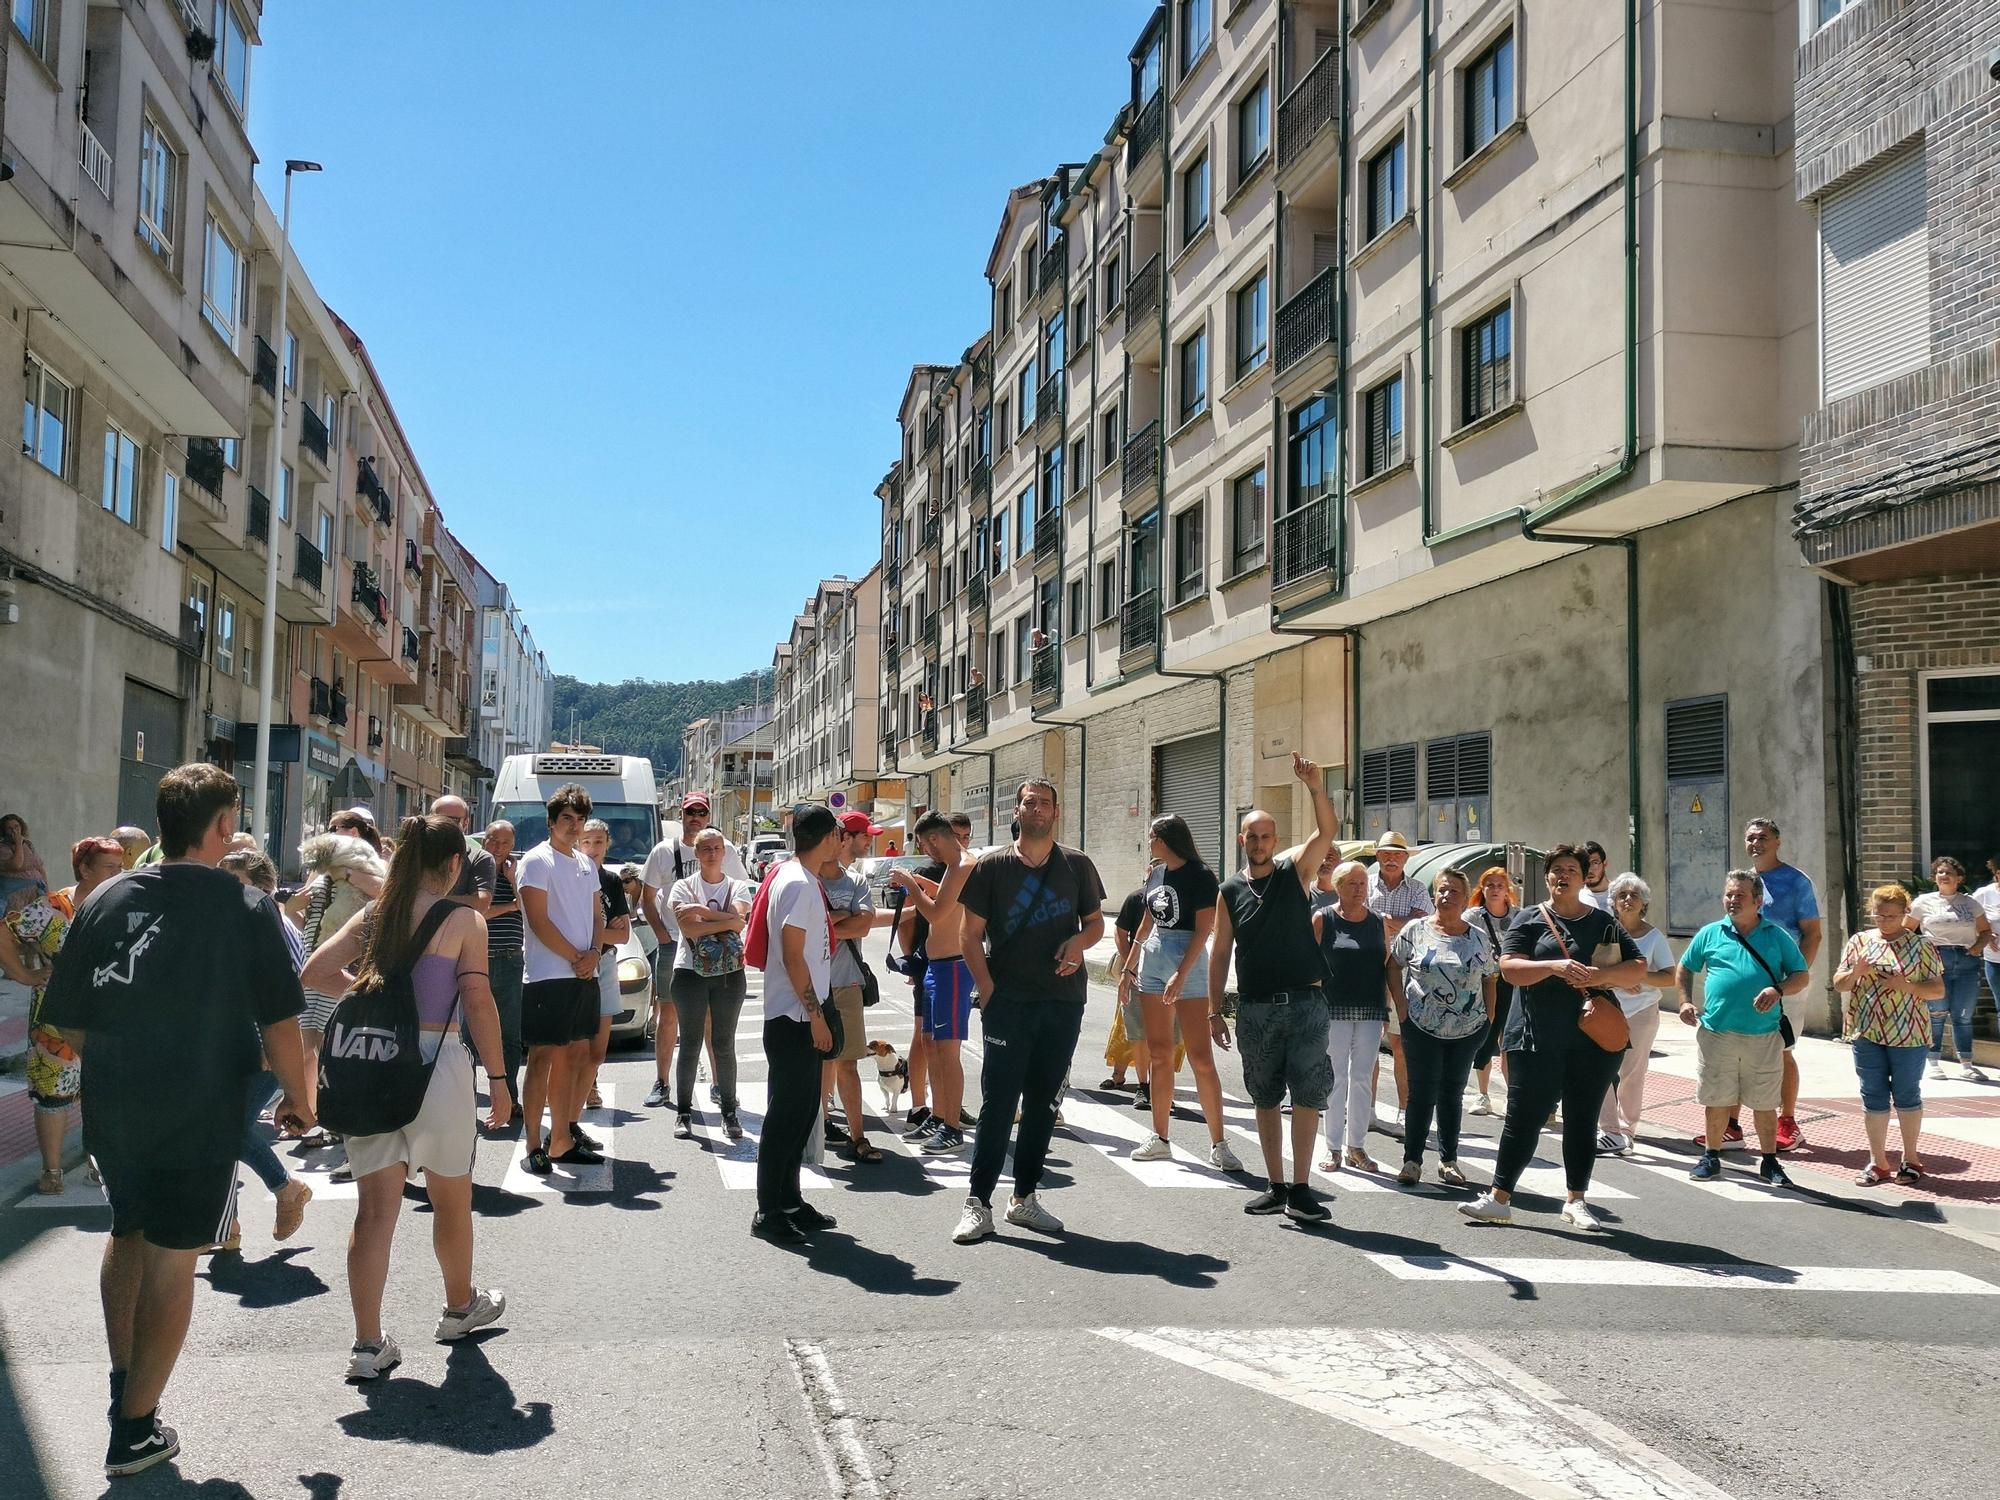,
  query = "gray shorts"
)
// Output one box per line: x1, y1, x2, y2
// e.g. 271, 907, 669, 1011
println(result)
1237, 987, 1333, 1111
